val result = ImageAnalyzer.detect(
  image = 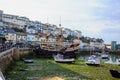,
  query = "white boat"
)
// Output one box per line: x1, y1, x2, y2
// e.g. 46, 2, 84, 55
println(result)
118, 59, 120, 62
53, 54, 75, 63
85, 55, 100, 66
104, 57, 113, 64
101, 51, 109, 59
116, 59, 120, 65
101, 54, 109, 59
104, 58, 120, 65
